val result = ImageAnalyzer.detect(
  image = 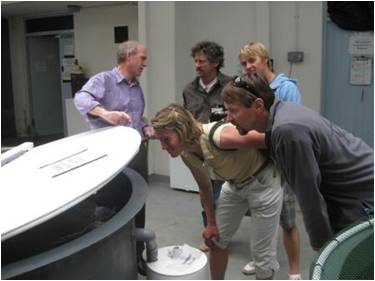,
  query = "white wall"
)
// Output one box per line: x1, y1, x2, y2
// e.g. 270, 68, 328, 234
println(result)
143, 2, 176, 176
74, 3, 138, 76
270, 2, 323, 112
190, 2, 258, 76
175, 2, 194, 104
